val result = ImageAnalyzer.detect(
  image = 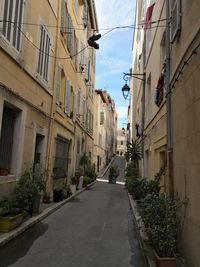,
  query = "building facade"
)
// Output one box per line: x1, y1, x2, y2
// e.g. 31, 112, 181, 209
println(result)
0, 0, 98, 197
116, 128, 127, 156
93, 90, 117, 173
131, 0, 167, 184
131, 0, 200, 265
169, 0, 200, 265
